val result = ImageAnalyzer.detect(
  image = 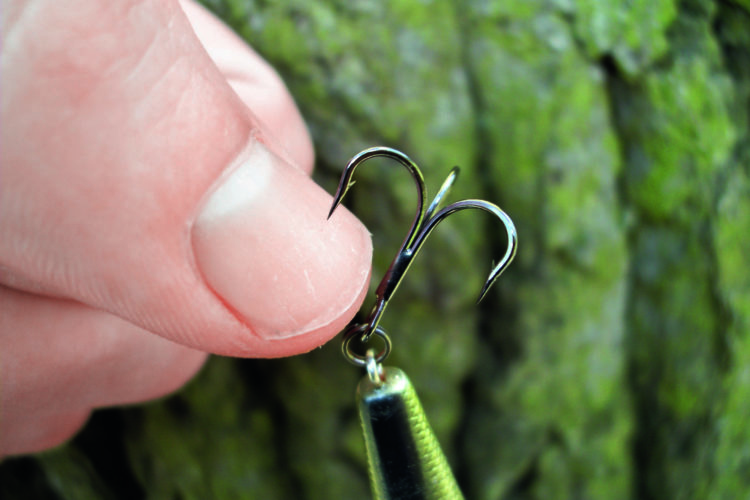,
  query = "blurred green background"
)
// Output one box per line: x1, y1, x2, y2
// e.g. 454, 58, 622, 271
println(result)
2, 0, 749, 498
